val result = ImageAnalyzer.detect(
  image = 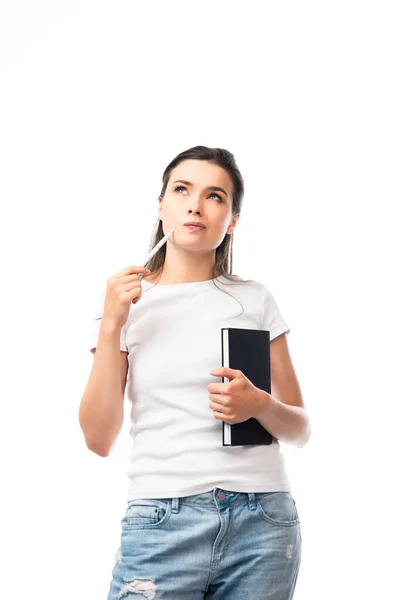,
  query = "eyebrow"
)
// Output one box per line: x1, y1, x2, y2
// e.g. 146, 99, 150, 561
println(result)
172, 180, 228, 198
